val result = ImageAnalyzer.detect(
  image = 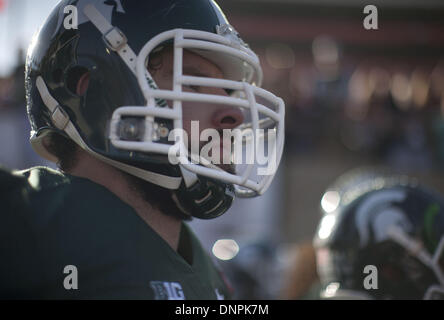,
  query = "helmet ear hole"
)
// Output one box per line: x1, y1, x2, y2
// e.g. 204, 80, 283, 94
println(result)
52, 68, 63, 84
66, 66, 90, 96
